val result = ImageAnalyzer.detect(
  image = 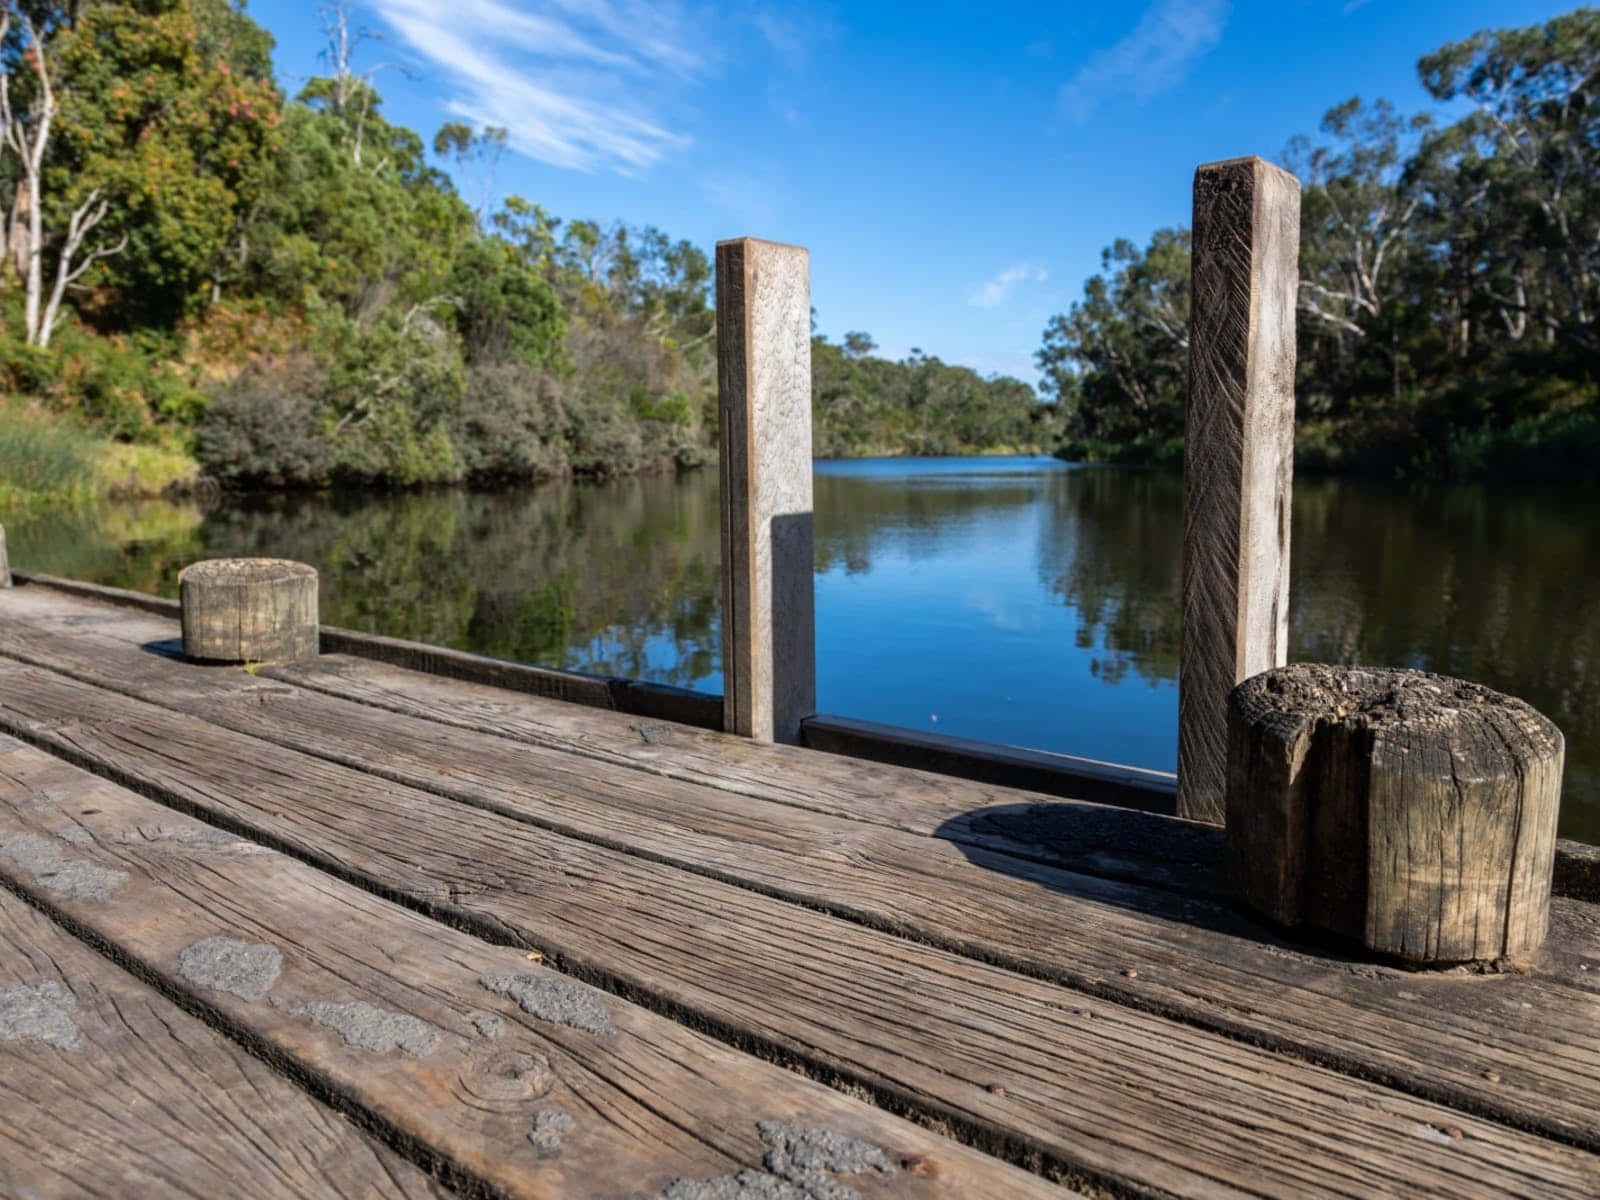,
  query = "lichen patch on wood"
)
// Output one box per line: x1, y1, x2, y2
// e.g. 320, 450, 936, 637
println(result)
0, 980, 81, 1051
478, 970, 613, 1034
303, 999, 441, 1057
177, 936, 282, 1002
655, 1123, 893, 1200
1, 832, 127, 901
527, 1109, 574, 1158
